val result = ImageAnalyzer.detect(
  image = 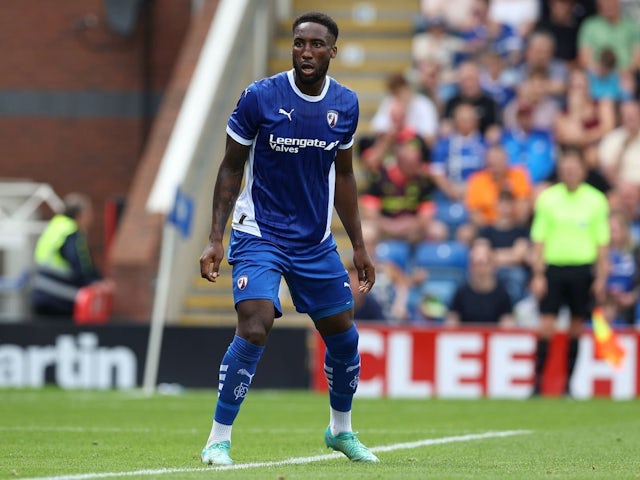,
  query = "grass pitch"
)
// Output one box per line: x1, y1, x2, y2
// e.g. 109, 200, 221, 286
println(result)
1, 388, 639, 479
